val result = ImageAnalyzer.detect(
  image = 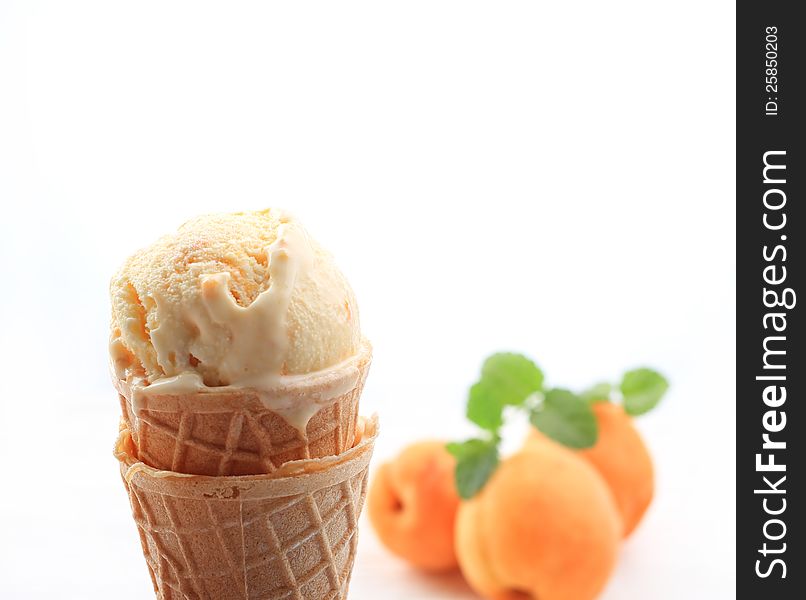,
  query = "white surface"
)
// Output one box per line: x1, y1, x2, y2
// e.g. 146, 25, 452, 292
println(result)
0, 1, 735, 598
